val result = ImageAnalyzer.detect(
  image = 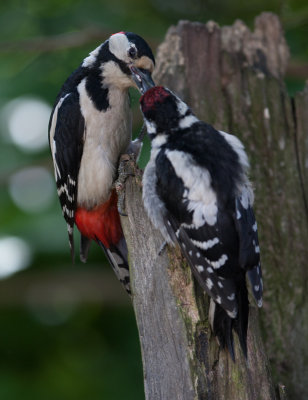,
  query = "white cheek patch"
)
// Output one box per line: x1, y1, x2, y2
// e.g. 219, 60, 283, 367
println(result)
101, 60, 131, 88
109, 33, 130, 61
